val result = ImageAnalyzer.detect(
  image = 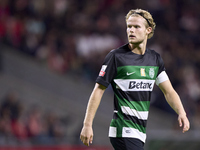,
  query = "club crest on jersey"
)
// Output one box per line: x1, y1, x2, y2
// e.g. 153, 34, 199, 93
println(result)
149, 68, 155, 79
99, 65, 107, 77
140, 68, 146, 77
